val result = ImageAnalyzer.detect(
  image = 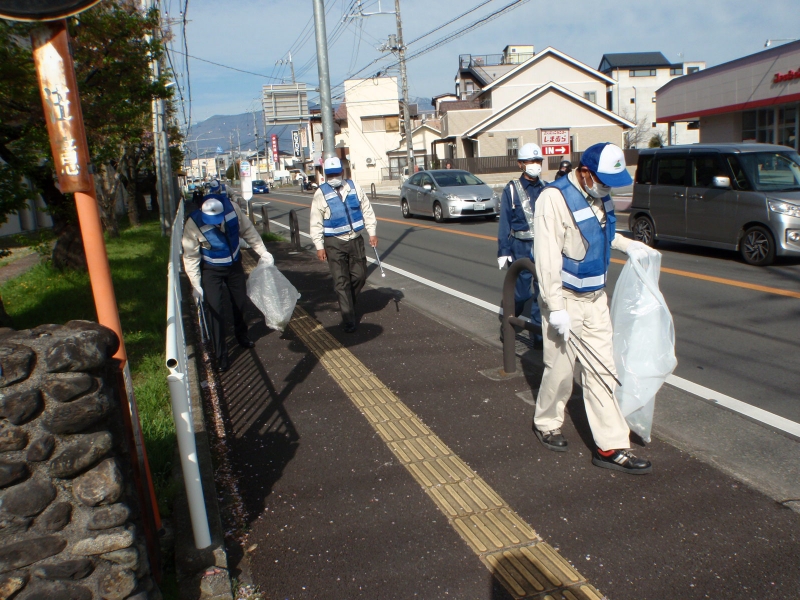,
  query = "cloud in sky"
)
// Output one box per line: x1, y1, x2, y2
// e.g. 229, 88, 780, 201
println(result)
176, 0, 798, 124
